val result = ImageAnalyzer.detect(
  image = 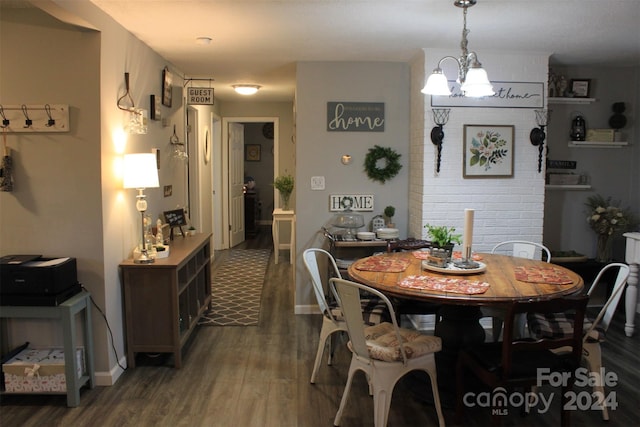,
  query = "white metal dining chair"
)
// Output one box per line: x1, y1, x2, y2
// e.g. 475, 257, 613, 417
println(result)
302, 248, 389, 384
485, 240, 552, 341
491, 240, 551, 262
528, 262, 630, 421
329, 277, 445, 427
